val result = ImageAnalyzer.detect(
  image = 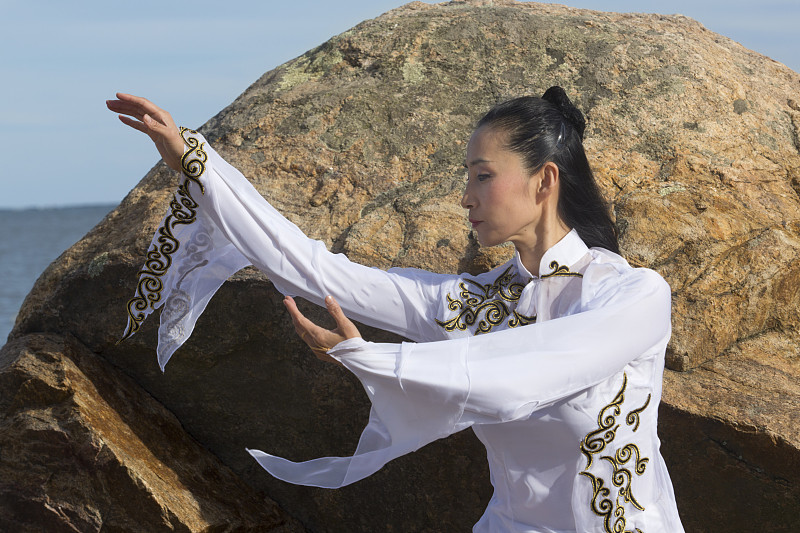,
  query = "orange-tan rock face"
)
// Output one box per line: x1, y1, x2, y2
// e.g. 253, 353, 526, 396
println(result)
6, 0, 800, 531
